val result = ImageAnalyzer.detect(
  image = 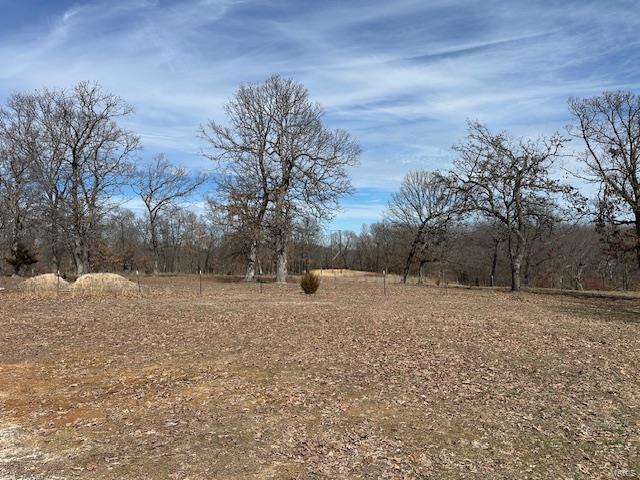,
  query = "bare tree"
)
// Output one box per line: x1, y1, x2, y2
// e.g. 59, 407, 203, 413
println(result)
133, 154, 207, 274
30, 89, 72, 272
106, 207, 141, 272
202, 75, 360, 282
568, 91, 640, 268
200, 80, 275, 281
262, 76, 360, 282
387, 171, 461, 283
291, 216, 322, 273
474, 221, 507, 286
330, 230, 356, 270
0, 93, 39, 274
52, 82, 140, 275
452, 122, 571, 291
